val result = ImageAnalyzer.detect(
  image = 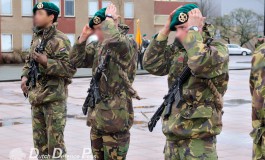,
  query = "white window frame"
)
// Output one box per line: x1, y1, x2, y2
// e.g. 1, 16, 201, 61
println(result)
124, 1, 134, 19
88, 0, 98, 17
154, 15, 168, 25
102, 1, 111, 8
21, 0, 33, 17
22, 34, 32, 51
0, 0, 13, 16
1, 34, 13, 52
64, 0, 75, 17
49, 0, 61, 17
